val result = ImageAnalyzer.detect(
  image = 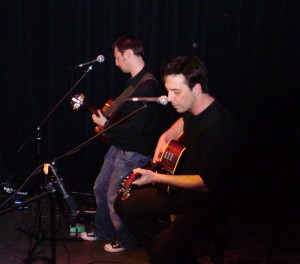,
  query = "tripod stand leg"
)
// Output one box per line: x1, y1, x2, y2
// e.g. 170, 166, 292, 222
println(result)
49, 193, 56, 263
15, 190, 56, 264
15, 199, 45, 239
